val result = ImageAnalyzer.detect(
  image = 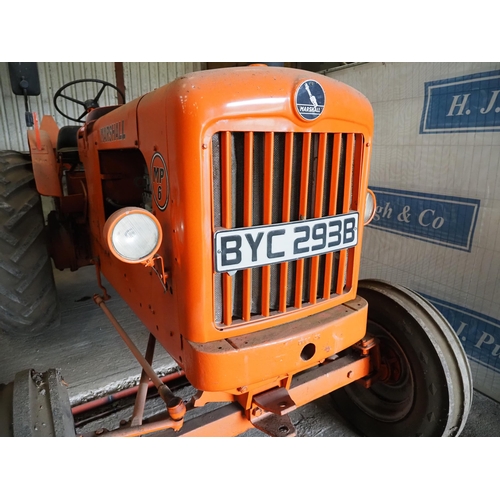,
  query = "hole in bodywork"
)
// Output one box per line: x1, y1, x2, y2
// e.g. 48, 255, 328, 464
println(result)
300, 343, 316, 361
